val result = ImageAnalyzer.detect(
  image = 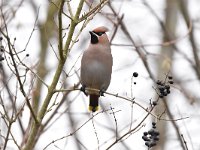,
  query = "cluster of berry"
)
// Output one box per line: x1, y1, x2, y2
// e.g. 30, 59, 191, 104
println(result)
142, 122, 160, 148
157, 76, 173, 98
